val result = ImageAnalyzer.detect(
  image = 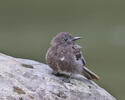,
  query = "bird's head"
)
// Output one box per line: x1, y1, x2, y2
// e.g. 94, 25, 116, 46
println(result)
51, 32, 81, 46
